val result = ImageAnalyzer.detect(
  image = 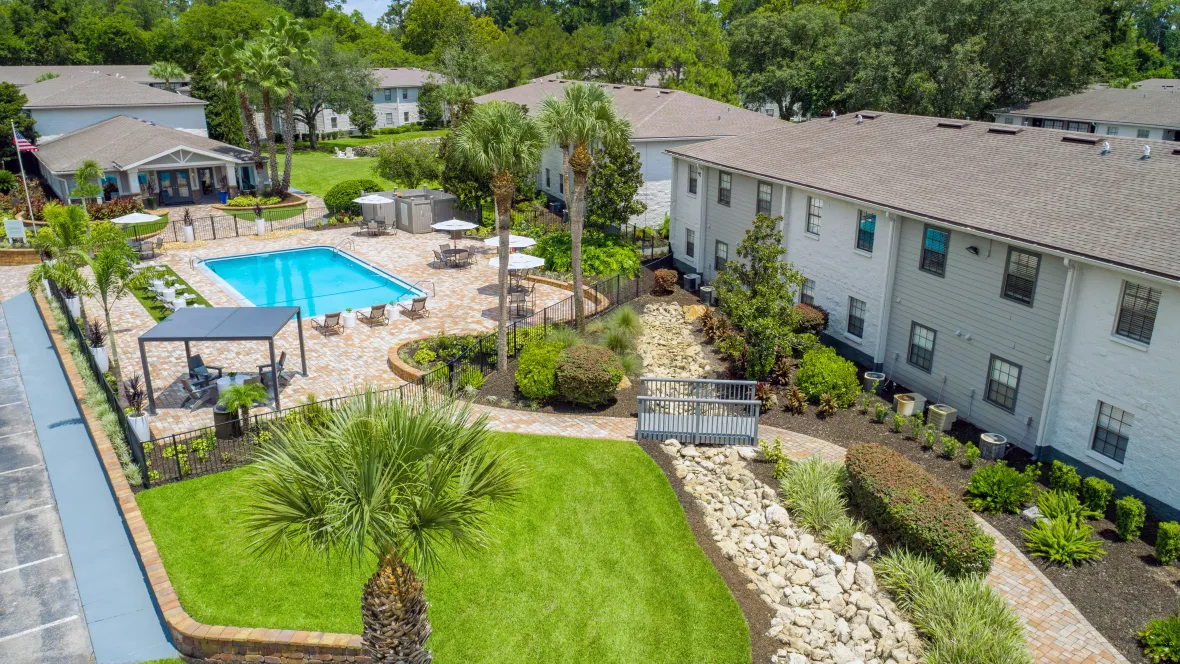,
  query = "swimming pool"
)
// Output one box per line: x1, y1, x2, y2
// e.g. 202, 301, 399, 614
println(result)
200, 247, 423, 316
